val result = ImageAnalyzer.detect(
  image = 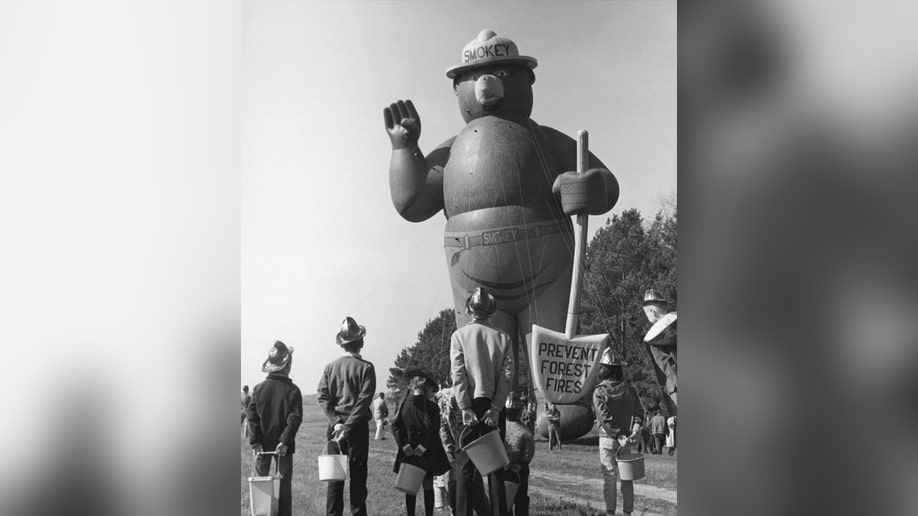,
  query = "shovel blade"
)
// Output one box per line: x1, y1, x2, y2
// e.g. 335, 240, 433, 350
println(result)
530, 325, 610, 405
